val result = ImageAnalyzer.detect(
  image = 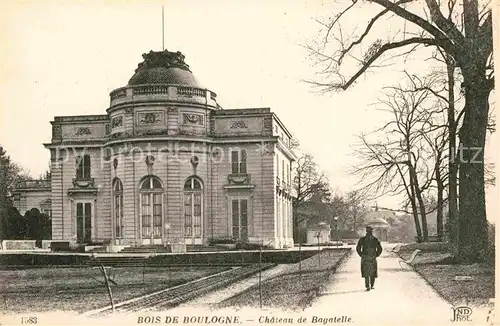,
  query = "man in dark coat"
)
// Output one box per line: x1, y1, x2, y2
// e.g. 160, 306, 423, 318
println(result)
356, 226, 383, 291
